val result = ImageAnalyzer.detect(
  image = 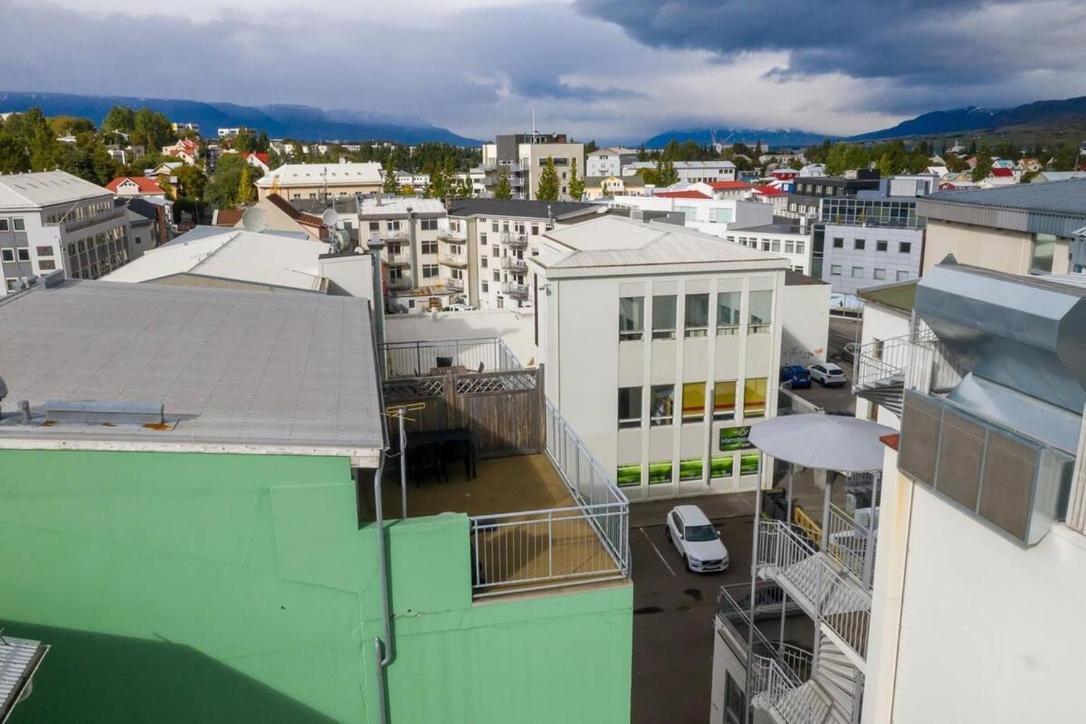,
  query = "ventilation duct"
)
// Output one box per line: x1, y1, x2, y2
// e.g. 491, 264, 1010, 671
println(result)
43, 400, 164, 425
